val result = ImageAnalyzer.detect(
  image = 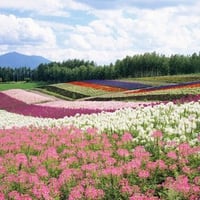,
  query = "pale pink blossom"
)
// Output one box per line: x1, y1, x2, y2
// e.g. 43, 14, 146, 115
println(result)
2, 89, 55, 104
